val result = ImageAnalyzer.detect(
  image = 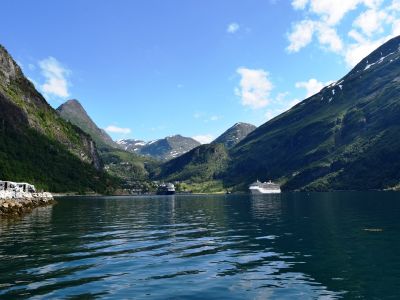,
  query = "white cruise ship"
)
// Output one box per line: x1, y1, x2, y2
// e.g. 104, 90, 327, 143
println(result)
249, 180, 281, 194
